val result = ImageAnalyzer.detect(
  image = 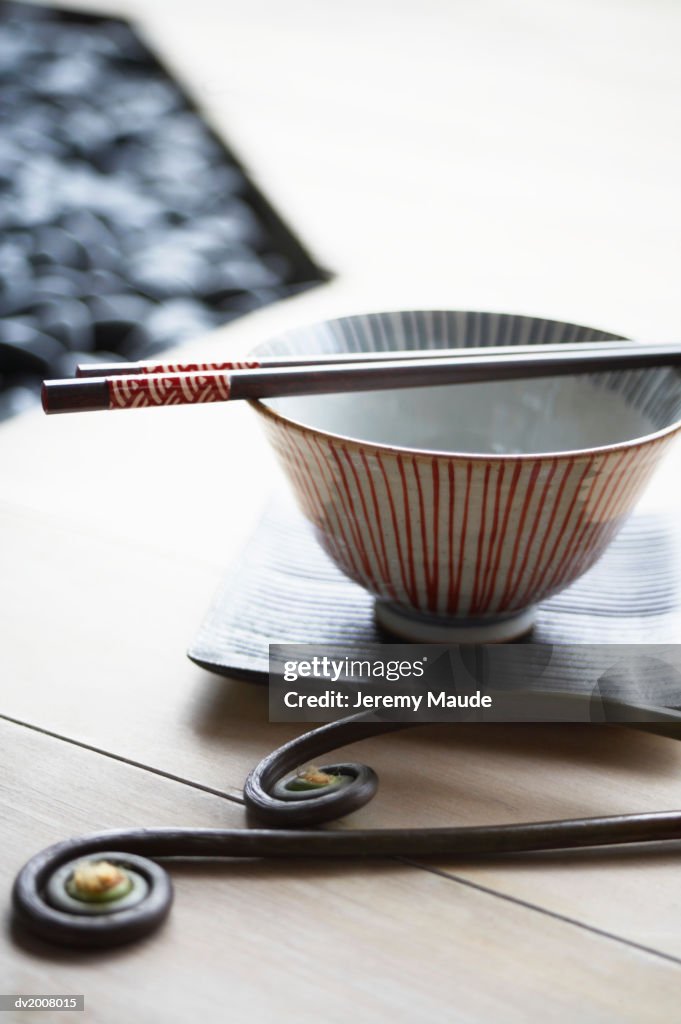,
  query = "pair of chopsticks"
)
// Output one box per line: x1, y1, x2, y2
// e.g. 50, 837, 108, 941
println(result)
41, 340, 681, 414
